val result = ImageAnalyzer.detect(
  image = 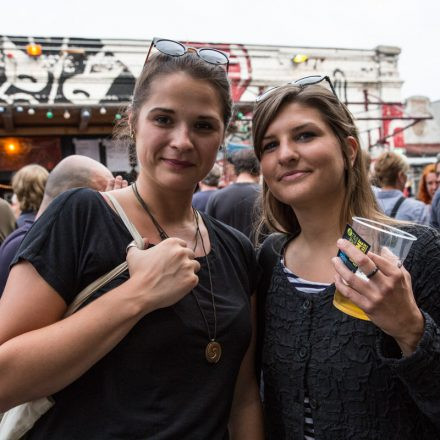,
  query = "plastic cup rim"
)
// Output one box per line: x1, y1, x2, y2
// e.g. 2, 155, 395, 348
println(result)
352, 217, 417, 241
